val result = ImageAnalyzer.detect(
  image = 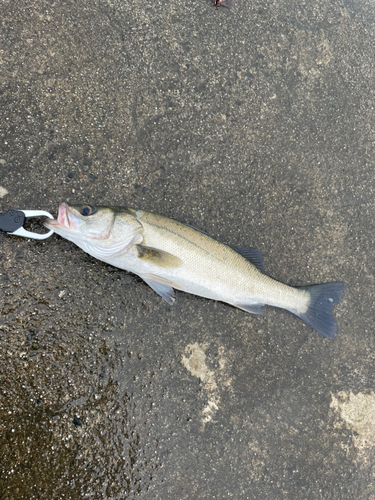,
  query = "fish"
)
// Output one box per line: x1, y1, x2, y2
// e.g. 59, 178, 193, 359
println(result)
44, 202, 345, 338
